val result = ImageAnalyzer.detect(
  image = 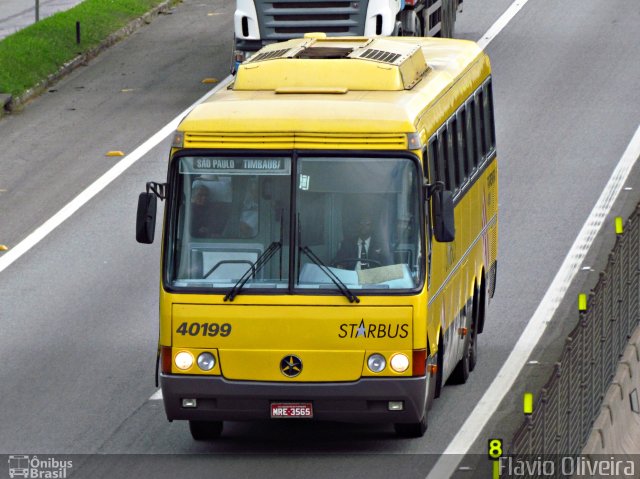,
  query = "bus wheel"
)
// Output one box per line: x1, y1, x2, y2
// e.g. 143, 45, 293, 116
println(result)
394, 367, 432, 438
434, 336, 444, 398
468, 321, 478, 372
468, 291, 479, 372
189, 420, 223, 440
449, 308, 470, 384
394, 408, 427, 438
